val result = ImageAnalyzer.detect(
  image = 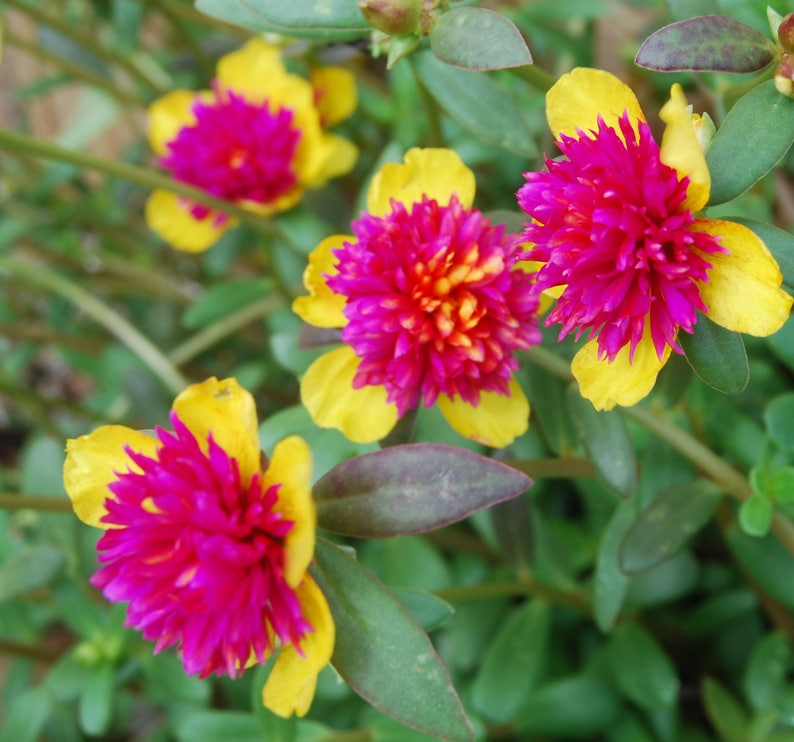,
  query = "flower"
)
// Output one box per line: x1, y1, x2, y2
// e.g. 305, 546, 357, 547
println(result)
63, 377, 332, 717
517, 68, 793, 410
293, 148, 542, 447
146, 39, 358, 252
